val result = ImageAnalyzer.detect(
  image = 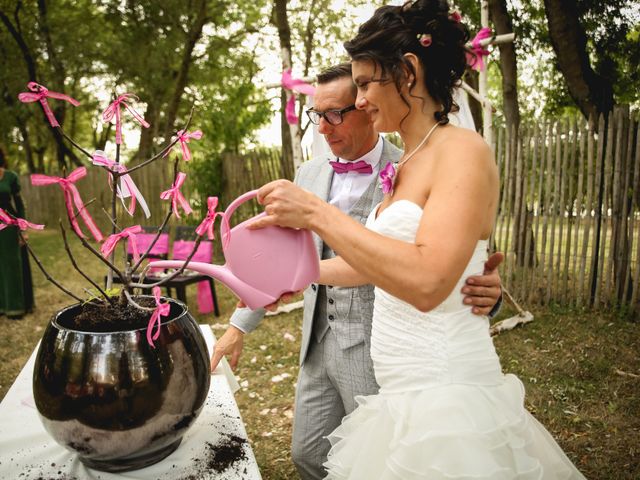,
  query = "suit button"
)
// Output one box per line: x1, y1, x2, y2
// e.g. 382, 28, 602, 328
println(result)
328, 315, 335, 321
328, 298, 334, 305
311, 284, 317, 291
